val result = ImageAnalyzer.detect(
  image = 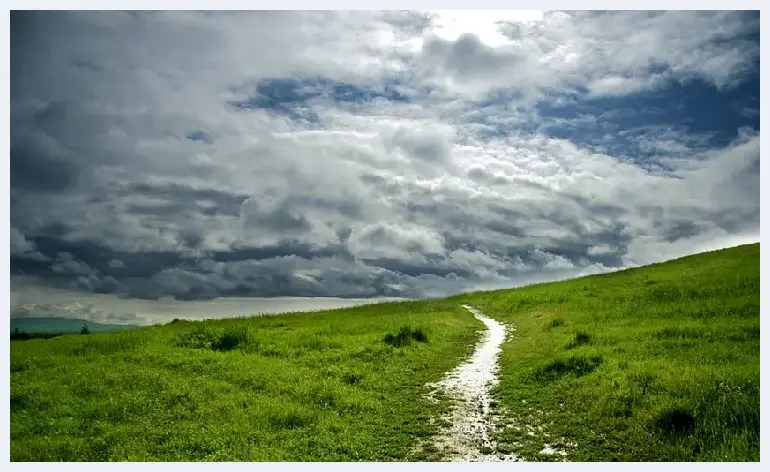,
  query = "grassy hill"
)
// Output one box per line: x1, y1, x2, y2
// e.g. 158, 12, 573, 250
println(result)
10, 302, 481, 461
453, 242, 759, 461
10, 243, 759, 461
